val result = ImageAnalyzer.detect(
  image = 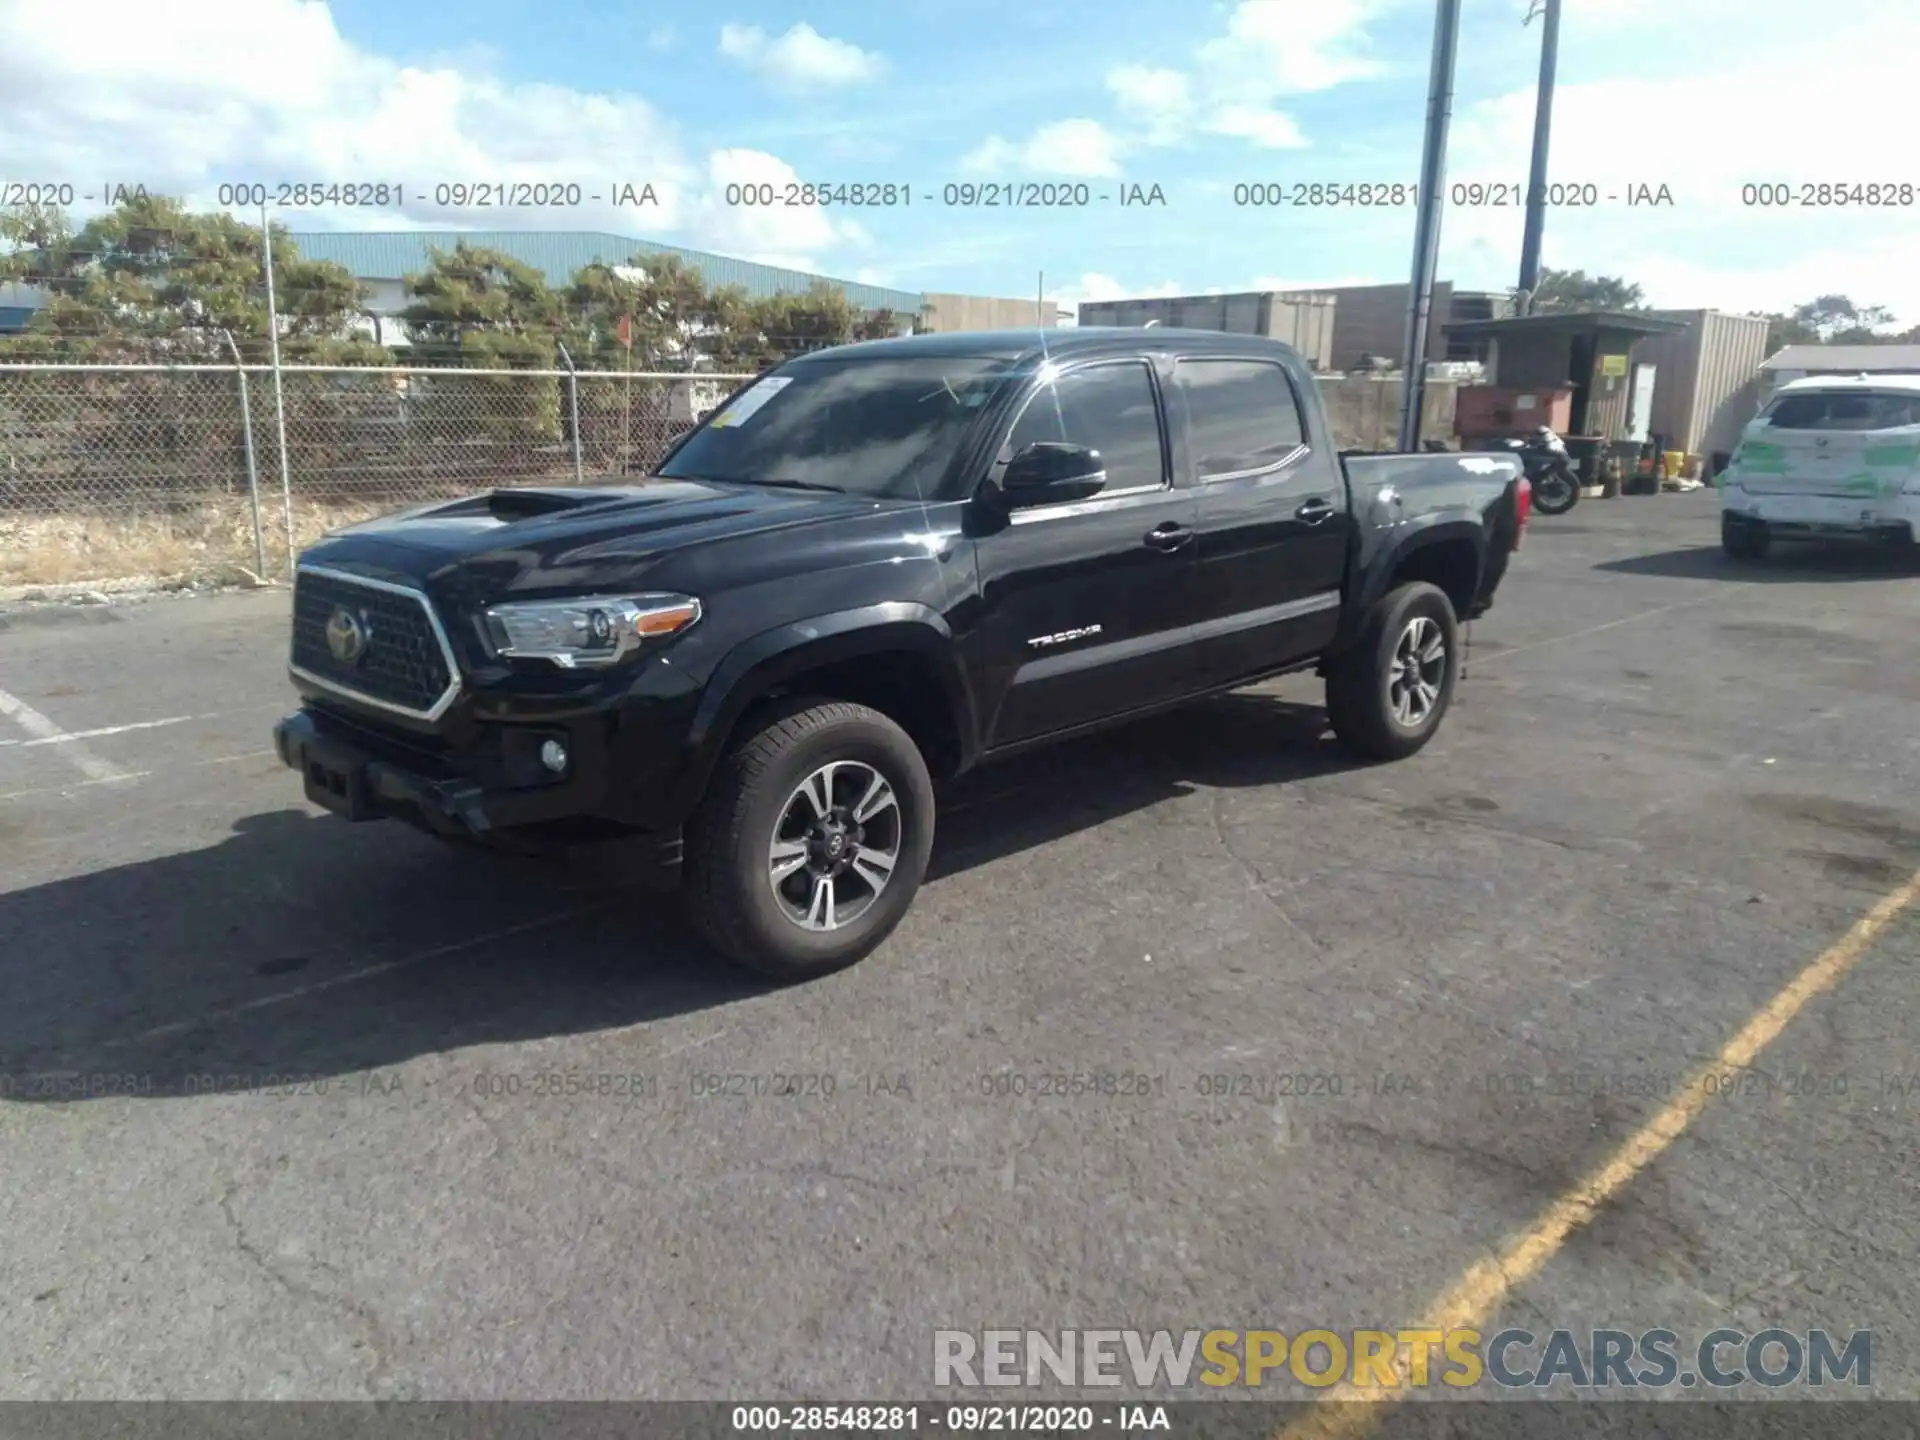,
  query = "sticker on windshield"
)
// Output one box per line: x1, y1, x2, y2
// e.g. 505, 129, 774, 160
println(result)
708, 376, 792, 428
